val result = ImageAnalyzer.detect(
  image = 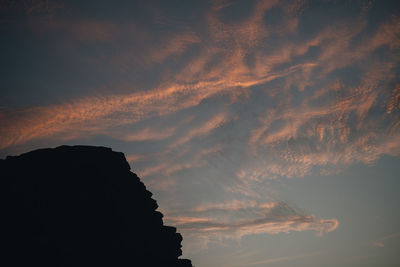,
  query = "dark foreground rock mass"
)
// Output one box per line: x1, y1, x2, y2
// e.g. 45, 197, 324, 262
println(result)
1, 145, 192, 267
